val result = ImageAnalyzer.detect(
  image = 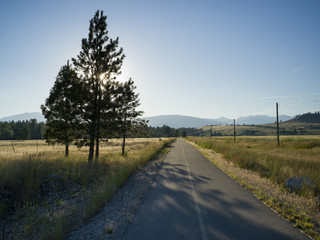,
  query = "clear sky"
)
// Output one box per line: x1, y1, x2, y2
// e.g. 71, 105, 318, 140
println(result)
0, 0, 319, 119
